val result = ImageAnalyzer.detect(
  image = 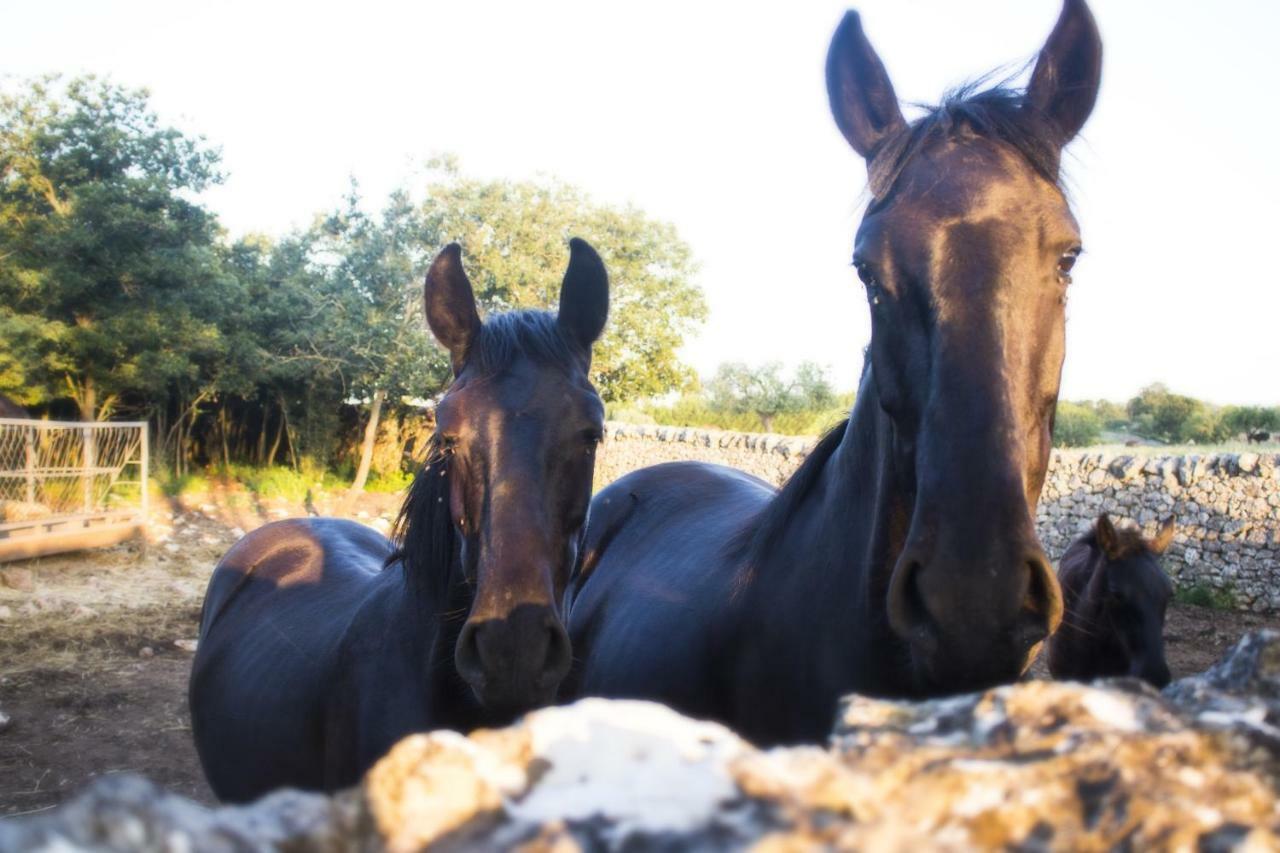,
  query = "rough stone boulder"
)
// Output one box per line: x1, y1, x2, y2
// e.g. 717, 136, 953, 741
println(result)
6, 632, 1280, 851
